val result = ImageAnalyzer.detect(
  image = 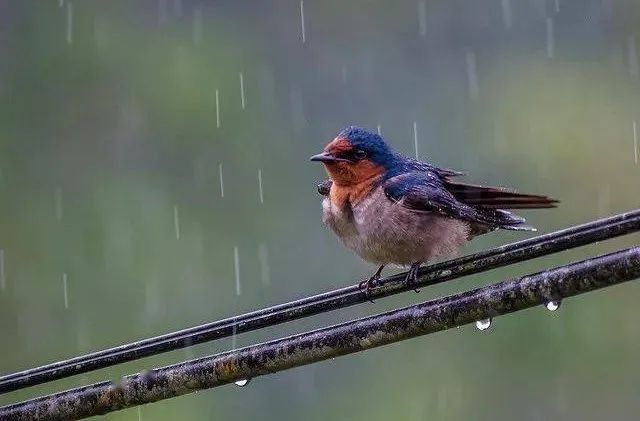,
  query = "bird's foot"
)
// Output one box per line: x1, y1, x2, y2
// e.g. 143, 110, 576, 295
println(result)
358, 265, 385, 302
405, 262, 422, 293
358, 276, 378, 303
